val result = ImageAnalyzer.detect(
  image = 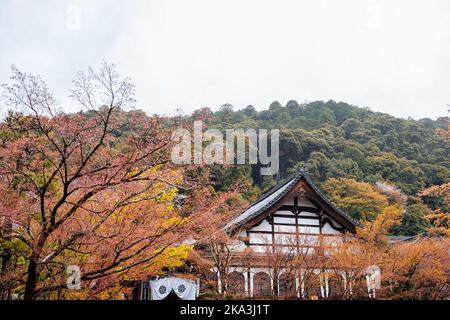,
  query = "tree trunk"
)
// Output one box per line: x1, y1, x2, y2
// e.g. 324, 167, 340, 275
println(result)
24, 258, 38, 300
0, 250, 12, 300
24, 234, 47, 300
